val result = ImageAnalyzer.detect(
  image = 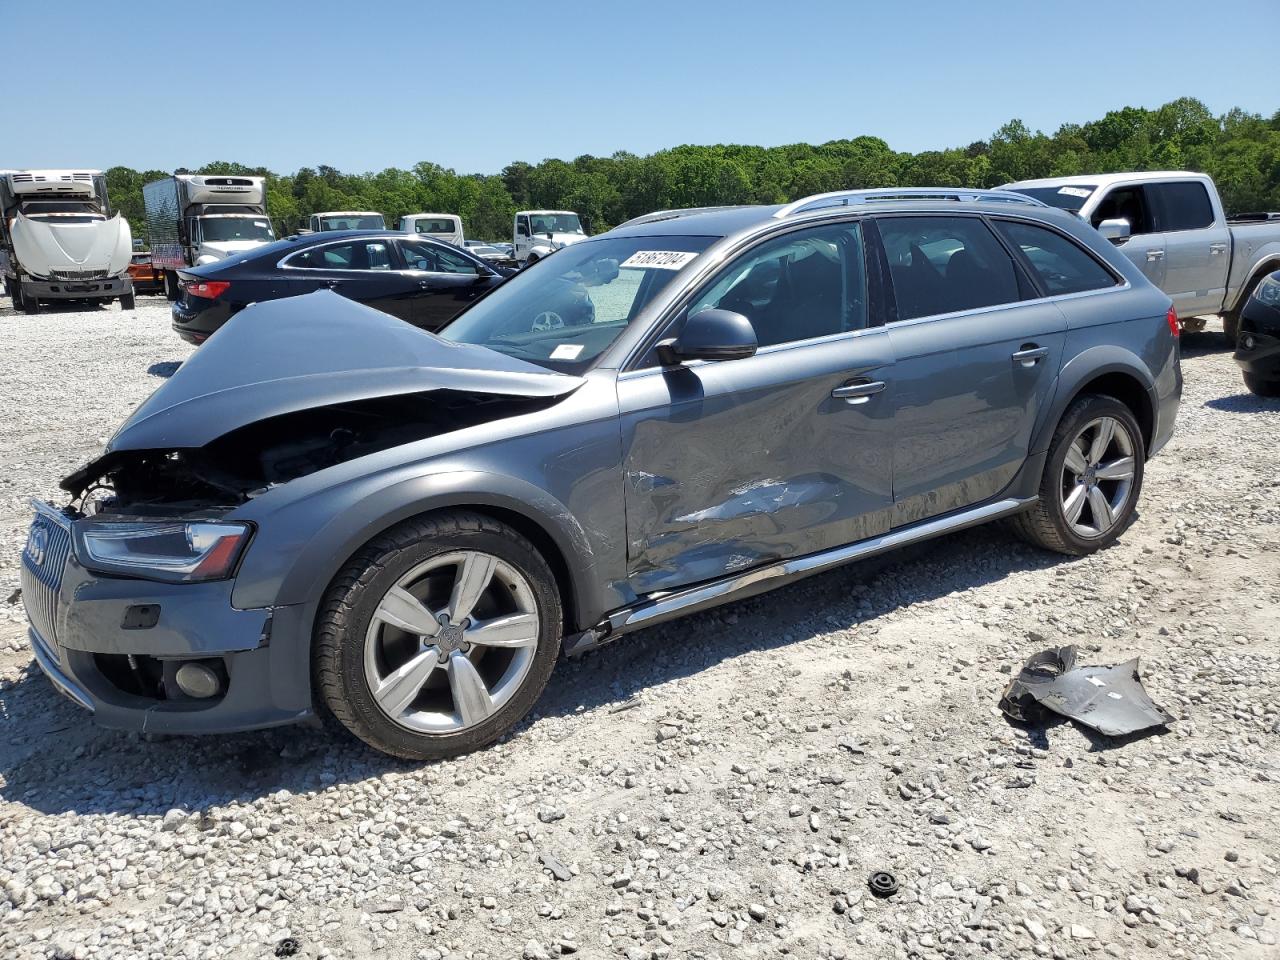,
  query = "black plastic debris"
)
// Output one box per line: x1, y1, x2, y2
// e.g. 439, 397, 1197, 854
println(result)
868, 871, 899, 898
1000, 645, 1174, 737
274, 938, 301, 958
